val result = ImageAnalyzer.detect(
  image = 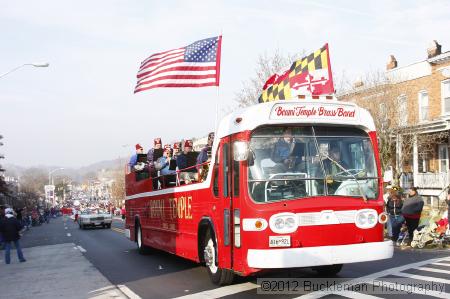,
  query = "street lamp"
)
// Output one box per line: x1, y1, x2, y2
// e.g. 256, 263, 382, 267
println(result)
48, 167, 64, 185
0, 62, 50, 79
